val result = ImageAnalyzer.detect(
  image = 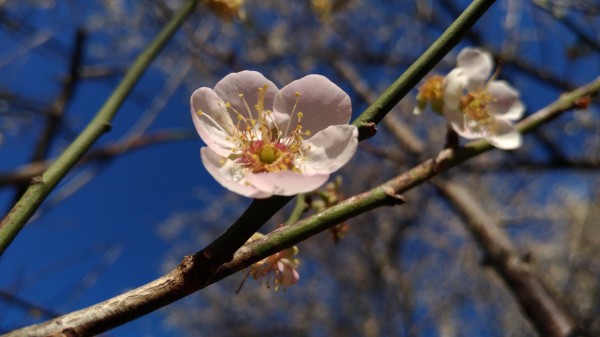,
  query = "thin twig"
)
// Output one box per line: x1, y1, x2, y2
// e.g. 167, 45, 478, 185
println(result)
0, 130, 194, 188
